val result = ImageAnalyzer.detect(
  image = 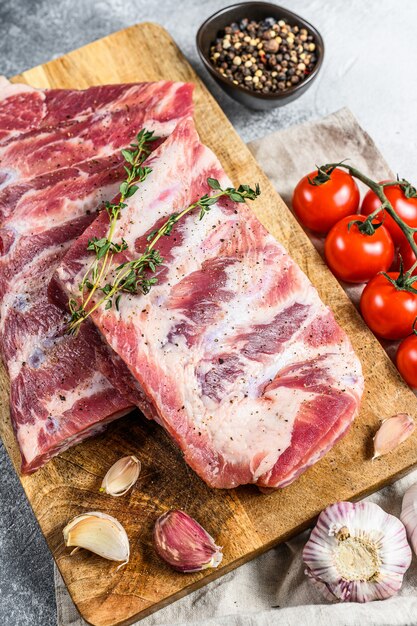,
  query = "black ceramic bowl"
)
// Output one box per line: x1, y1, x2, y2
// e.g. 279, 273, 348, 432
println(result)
196, 2, 324, 110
